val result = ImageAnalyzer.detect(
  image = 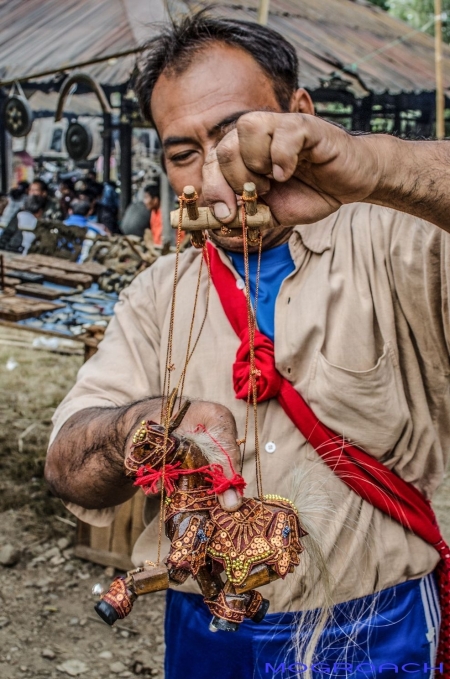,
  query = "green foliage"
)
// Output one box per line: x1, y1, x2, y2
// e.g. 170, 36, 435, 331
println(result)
369, 0, 390, 9
369, 0, 450, 44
